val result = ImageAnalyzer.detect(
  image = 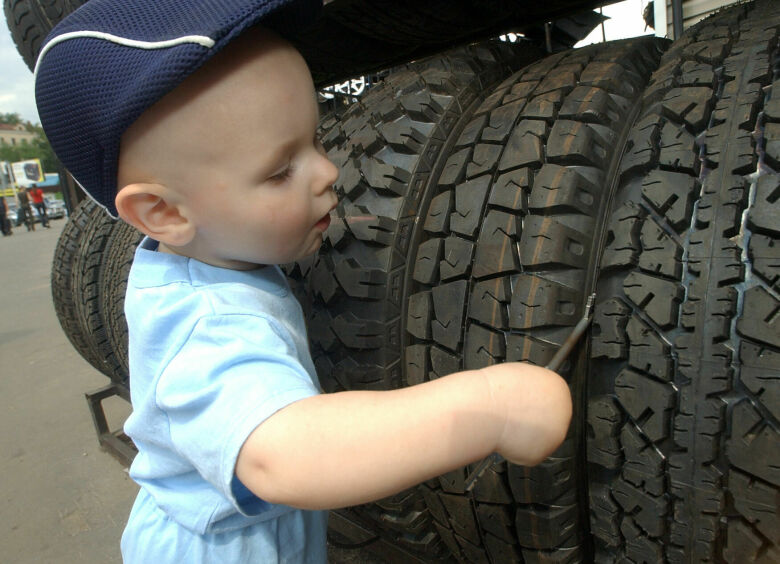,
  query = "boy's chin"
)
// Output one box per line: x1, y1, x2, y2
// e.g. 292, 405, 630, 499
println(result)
213, 236, 325, 269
